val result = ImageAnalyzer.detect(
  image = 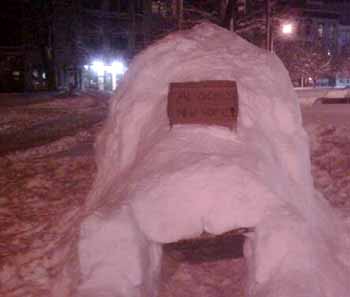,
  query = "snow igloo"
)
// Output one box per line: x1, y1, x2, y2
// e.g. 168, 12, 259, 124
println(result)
75, 23, 350, 297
